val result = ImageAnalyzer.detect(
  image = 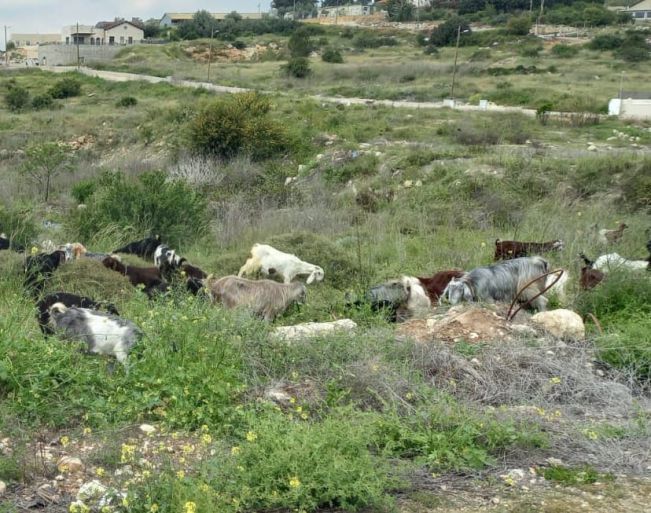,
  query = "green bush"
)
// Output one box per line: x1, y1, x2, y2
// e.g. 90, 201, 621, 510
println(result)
587, 33, 624, 51
519, 44, 542, 57
49, 77, 82, 99
4, 85, 30, 112
31, 93, 54, 110
283, 57, 311, 78
542, 465, 612, 485
0, 205, 38, 247
71, 178, 97, 204
321, 47, 344, 63
428, 16, 470, 47
352, 32, 399, 49
551, 44, 579, 58
67, 170, 208, 248
323, 153, 378, 184
232, 40, 246, 50
505, 14, 532, 36
617, 45, 649, 62
288, 27, 313, 58
116, 96, 138, 107
188, 92, 289, 160
387, 0, 415, 22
